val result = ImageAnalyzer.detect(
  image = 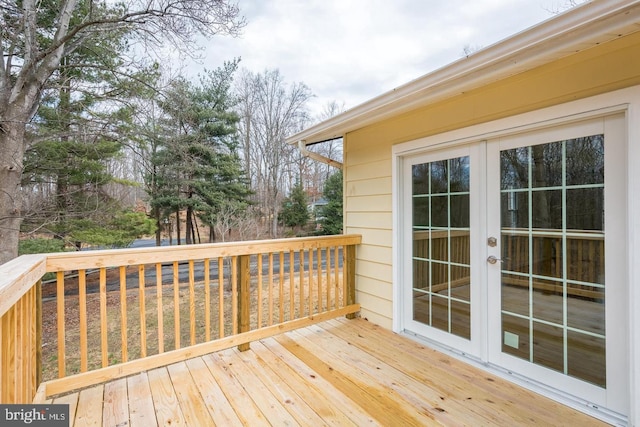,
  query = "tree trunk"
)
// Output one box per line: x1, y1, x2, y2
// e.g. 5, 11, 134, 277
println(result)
176, 208, 181, 245
154, 206, 162, 246
55, 63, 72, 230
185, 206, 193, 245
0, 121, 26, 264
194, 217, 201, 244
271, 206, 279, 238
